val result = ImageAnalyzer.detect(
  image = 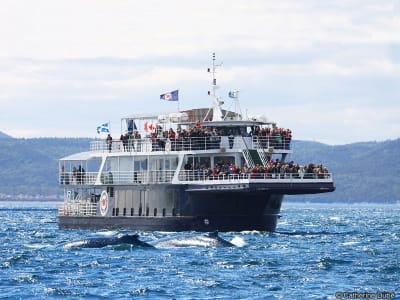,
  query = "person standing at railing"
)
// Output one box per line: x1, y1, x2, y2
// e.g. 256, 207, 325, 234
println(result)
134, 131, 141, 152
228, 129, 234, 149
120, 133, 127, 152
129, 133, 135, 151
106, 134, 112, 153
71, 166, 77, 184
77, 165, 85, 184
59, 166, 69, 184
